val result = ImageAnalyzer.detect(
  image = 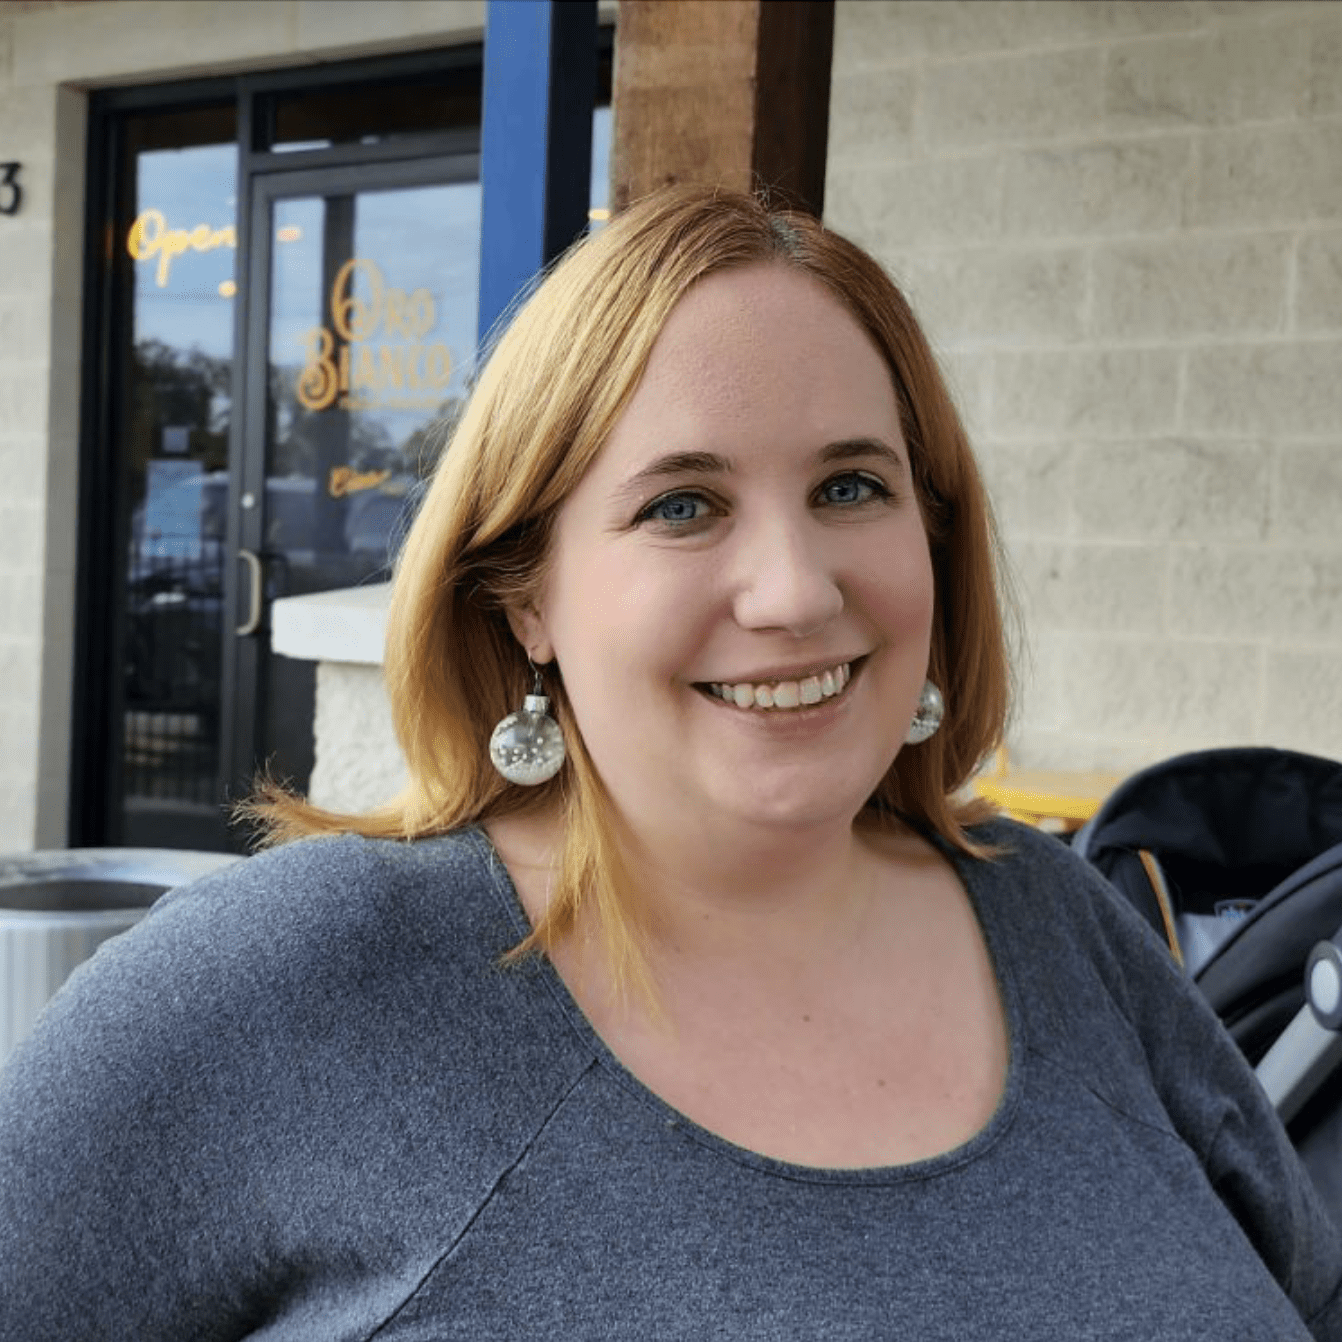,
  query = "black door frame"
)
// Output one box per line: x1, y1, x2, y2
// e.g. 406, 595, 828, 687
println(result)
71, 46, 484, 848
222, 148, 480, 809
